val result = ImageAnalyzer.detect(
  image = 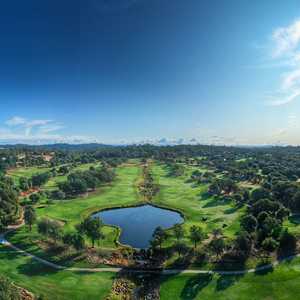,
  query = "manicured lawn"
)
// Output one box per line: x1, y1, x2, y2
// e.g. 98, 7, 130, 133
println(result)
152, 163, 244, 243
0, 246, 115, 300
7, 166, 51, 184
11, 162, 143, 251
160, 257, 300, 300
